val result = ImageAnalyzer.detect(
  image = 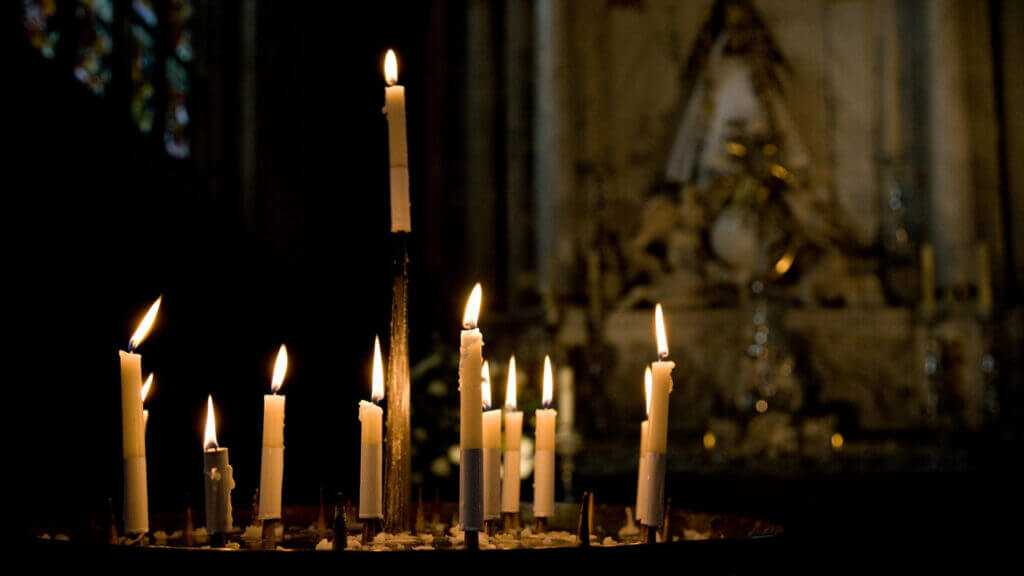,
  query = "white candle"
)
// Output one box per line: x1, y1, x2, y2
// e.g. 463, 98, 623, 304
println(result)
481, 361, 502, 521
533, 355, 557, 519
359, 336, 385, 520
203, 396, 234, 535
502, 356, 523, 514
383, 49, 411, 233
259, 345, 288, 521
119, 296, 160, 535
142, 373, 153, 434
635, 366, 651, 522
644, 304, 674, 527
459, 283, 484, 531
